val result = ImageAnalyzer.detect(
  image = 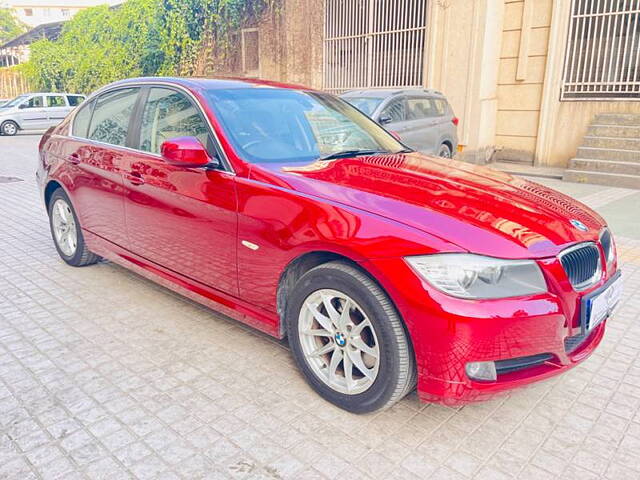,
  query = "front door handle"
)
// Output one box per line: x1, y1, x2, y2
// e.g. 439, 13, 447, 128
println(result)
68, 152, 80, 165
125, 172, 144, 186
